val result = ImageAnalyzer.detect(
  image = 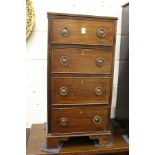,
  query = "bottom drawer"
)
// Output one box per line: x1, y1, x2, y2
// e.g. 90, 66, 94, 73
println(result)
51, 107, 109, 133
